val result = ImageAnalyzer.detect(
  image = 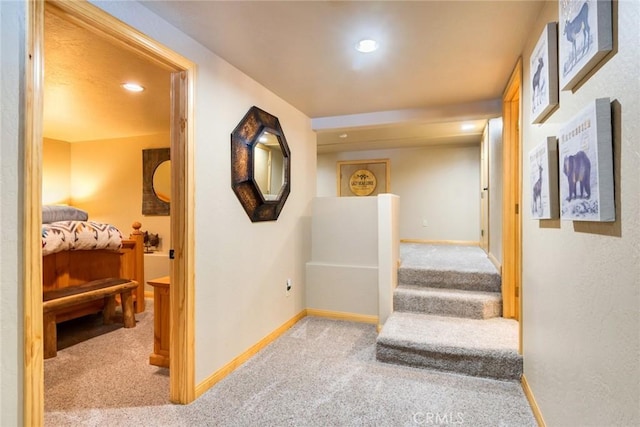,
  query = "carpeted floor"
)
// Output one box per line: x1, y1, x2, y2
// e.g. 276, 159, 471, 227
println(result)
45, 314, 535, 426
399, 244, 499, 273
